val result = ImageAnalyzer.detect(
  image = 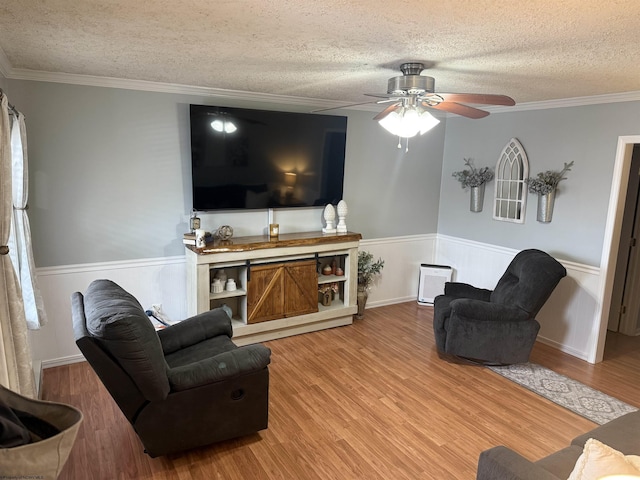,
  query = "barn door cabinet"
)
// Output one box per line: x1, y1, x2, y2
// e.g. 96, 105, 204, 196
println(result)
247, 259, 319, 323
185, 231, 361, 346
